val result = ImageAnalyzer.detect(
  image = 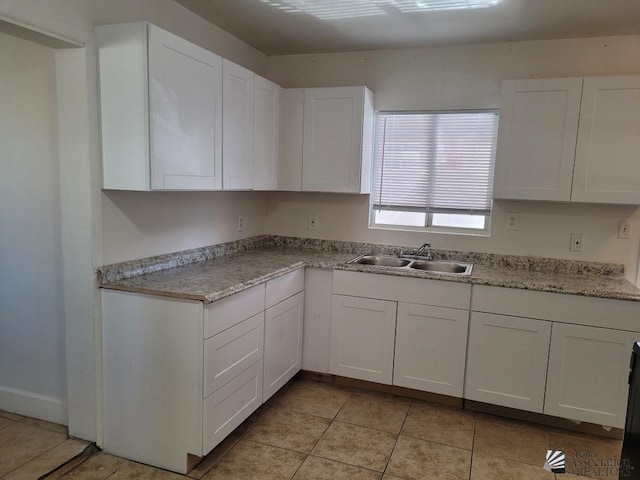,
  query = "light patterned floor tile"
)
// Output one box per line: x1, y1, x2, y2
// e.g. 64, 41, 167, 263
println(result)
334, 392, 410, 434
311, 421, 397, 472
245, 409, 330, 453
386, 435, 471, 480
470, 452, 554, 480
293, 455, 382, 480
473, 414, 549, 466
107, 460, 187, 479
272, 380, 351, 419
202, 440, 305, 480
401, 401, 475, 450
